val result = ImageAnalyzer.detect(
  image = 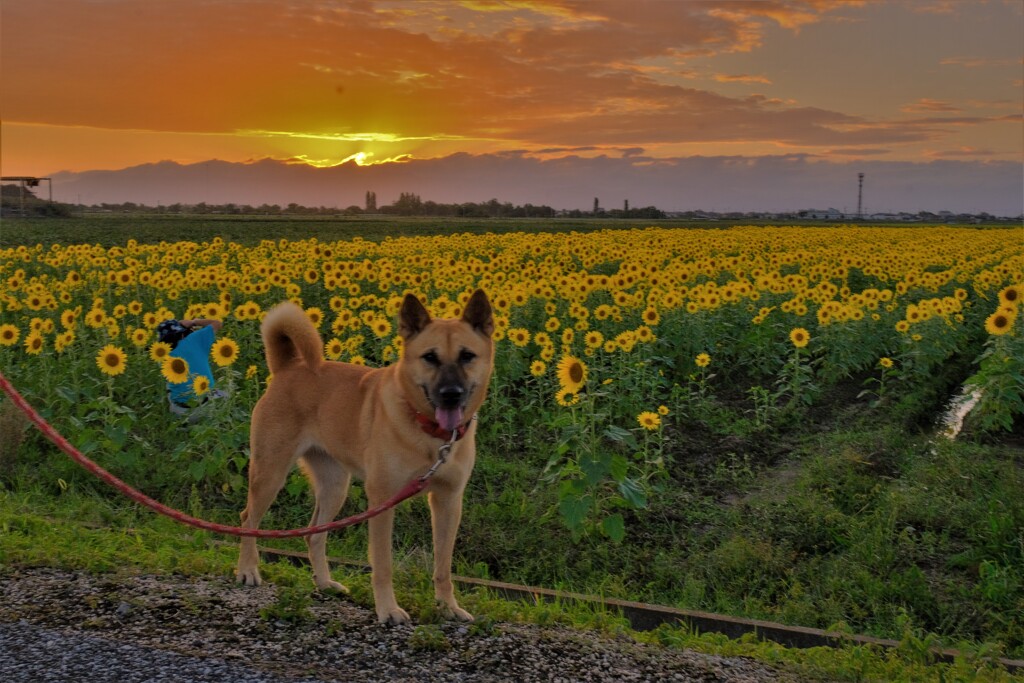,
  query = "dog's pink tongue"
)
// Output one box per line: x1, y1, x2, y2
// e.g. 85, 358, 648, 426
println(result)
435, 406, 464, 433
